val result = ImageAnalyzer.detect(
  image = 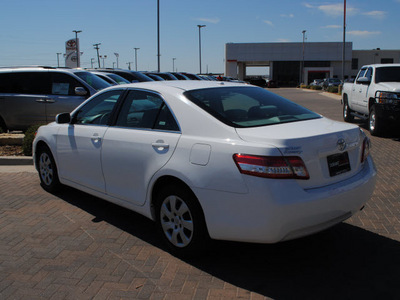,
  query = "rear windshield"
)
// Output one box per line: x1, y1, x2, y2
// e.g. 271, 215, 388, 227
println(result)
75, 71, 111, 91
375, 67, 400, 83
184, 86, 320, 128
